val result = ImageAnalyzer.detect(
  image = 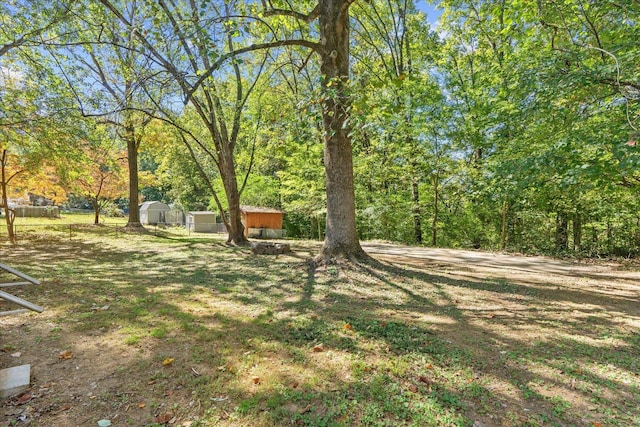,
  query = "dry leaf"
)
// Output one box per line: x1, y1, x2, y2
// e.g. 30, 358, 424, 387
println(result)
60, 404, 71, 411
155, 412, 173, 424
252, 376, 261, 384
16, 393, 32, 405
312, 343, 325, 352
300, 404, 312, 414
380, 321, 387, 327
148, 380, 157, 385
162, 358, 175, 366
291, 382, 299, 388
408, 384, 418, 393
425, 363, 433, 369
418, 376, 430, 384
343, 323, 353, 331
138, 403, 146, 409
58, 350, 73, 360
487, 313, 496, 319
592, 423, 603, 427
